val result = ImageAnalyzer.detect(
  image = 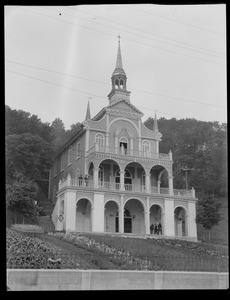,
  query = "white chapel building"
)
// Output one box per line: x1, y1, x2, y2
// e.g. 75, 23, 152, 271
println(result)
49, 38, 198, 241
